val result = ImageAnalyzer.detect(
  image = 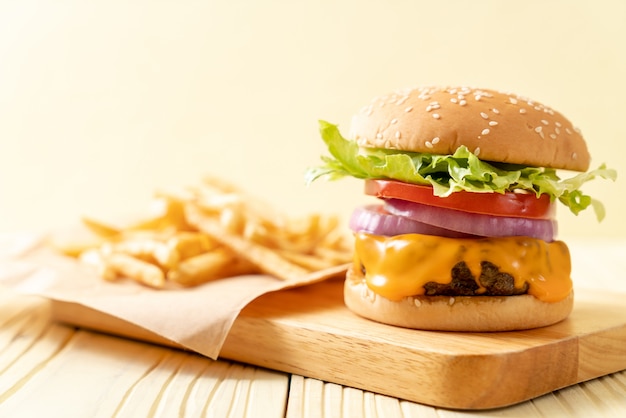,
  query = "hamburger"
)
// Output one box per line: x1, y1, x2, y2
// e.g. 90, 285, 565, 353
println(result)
306, 86, 616, 331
